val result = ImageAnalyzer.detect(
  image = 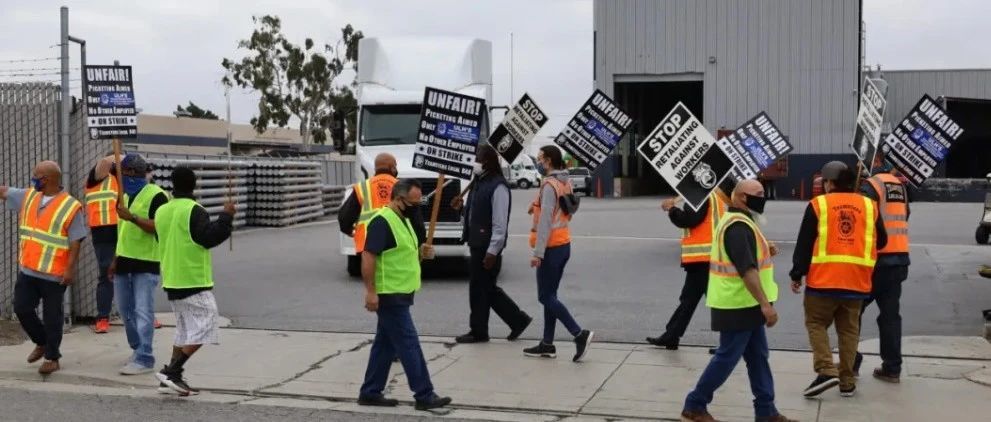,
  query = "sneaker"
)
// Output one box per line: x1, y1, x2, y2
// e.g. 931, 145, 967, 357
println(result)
573, 330, 594, 362
507, 314, 533, 341
803, 375, 840, 398
358, 394, 399, 407
646, 334, 679, 350
873, 367, 901, 383
156, 366, 200, 396
92, 318, 110, 334
454, 333, 489, 344
523, 343, 557, 358
153, 319, 163, 329
120, 362, 154, 375
38, 360, 60, 375
680, 409, 717, 422
853, 352, 863, 376
414, 394, 452, 411
840, 385, 856, 397
27, 346, 45, 363
157, 382, 180, 395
